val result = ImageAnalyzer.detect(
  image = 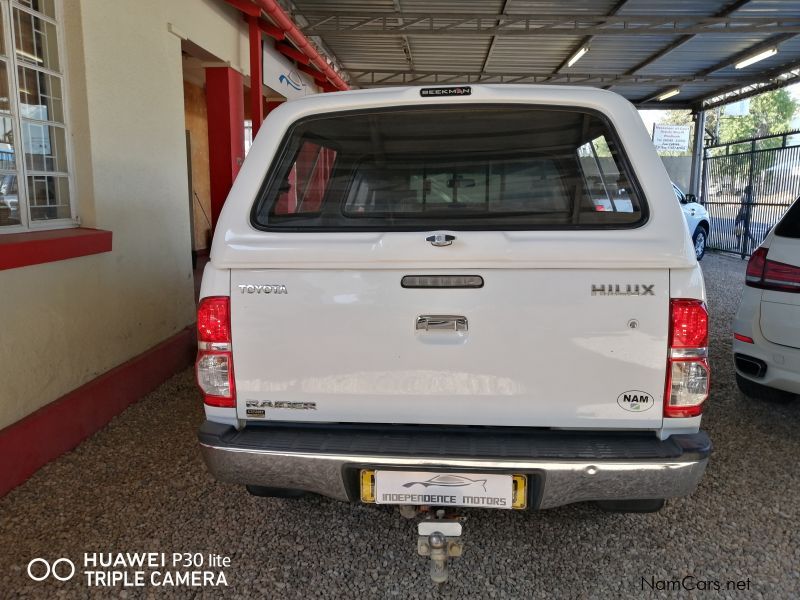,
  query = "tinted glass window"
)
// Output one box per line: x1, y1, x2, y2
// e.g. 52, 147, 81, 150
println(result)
775, 197, 800, 239
252, 106, 645, 230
